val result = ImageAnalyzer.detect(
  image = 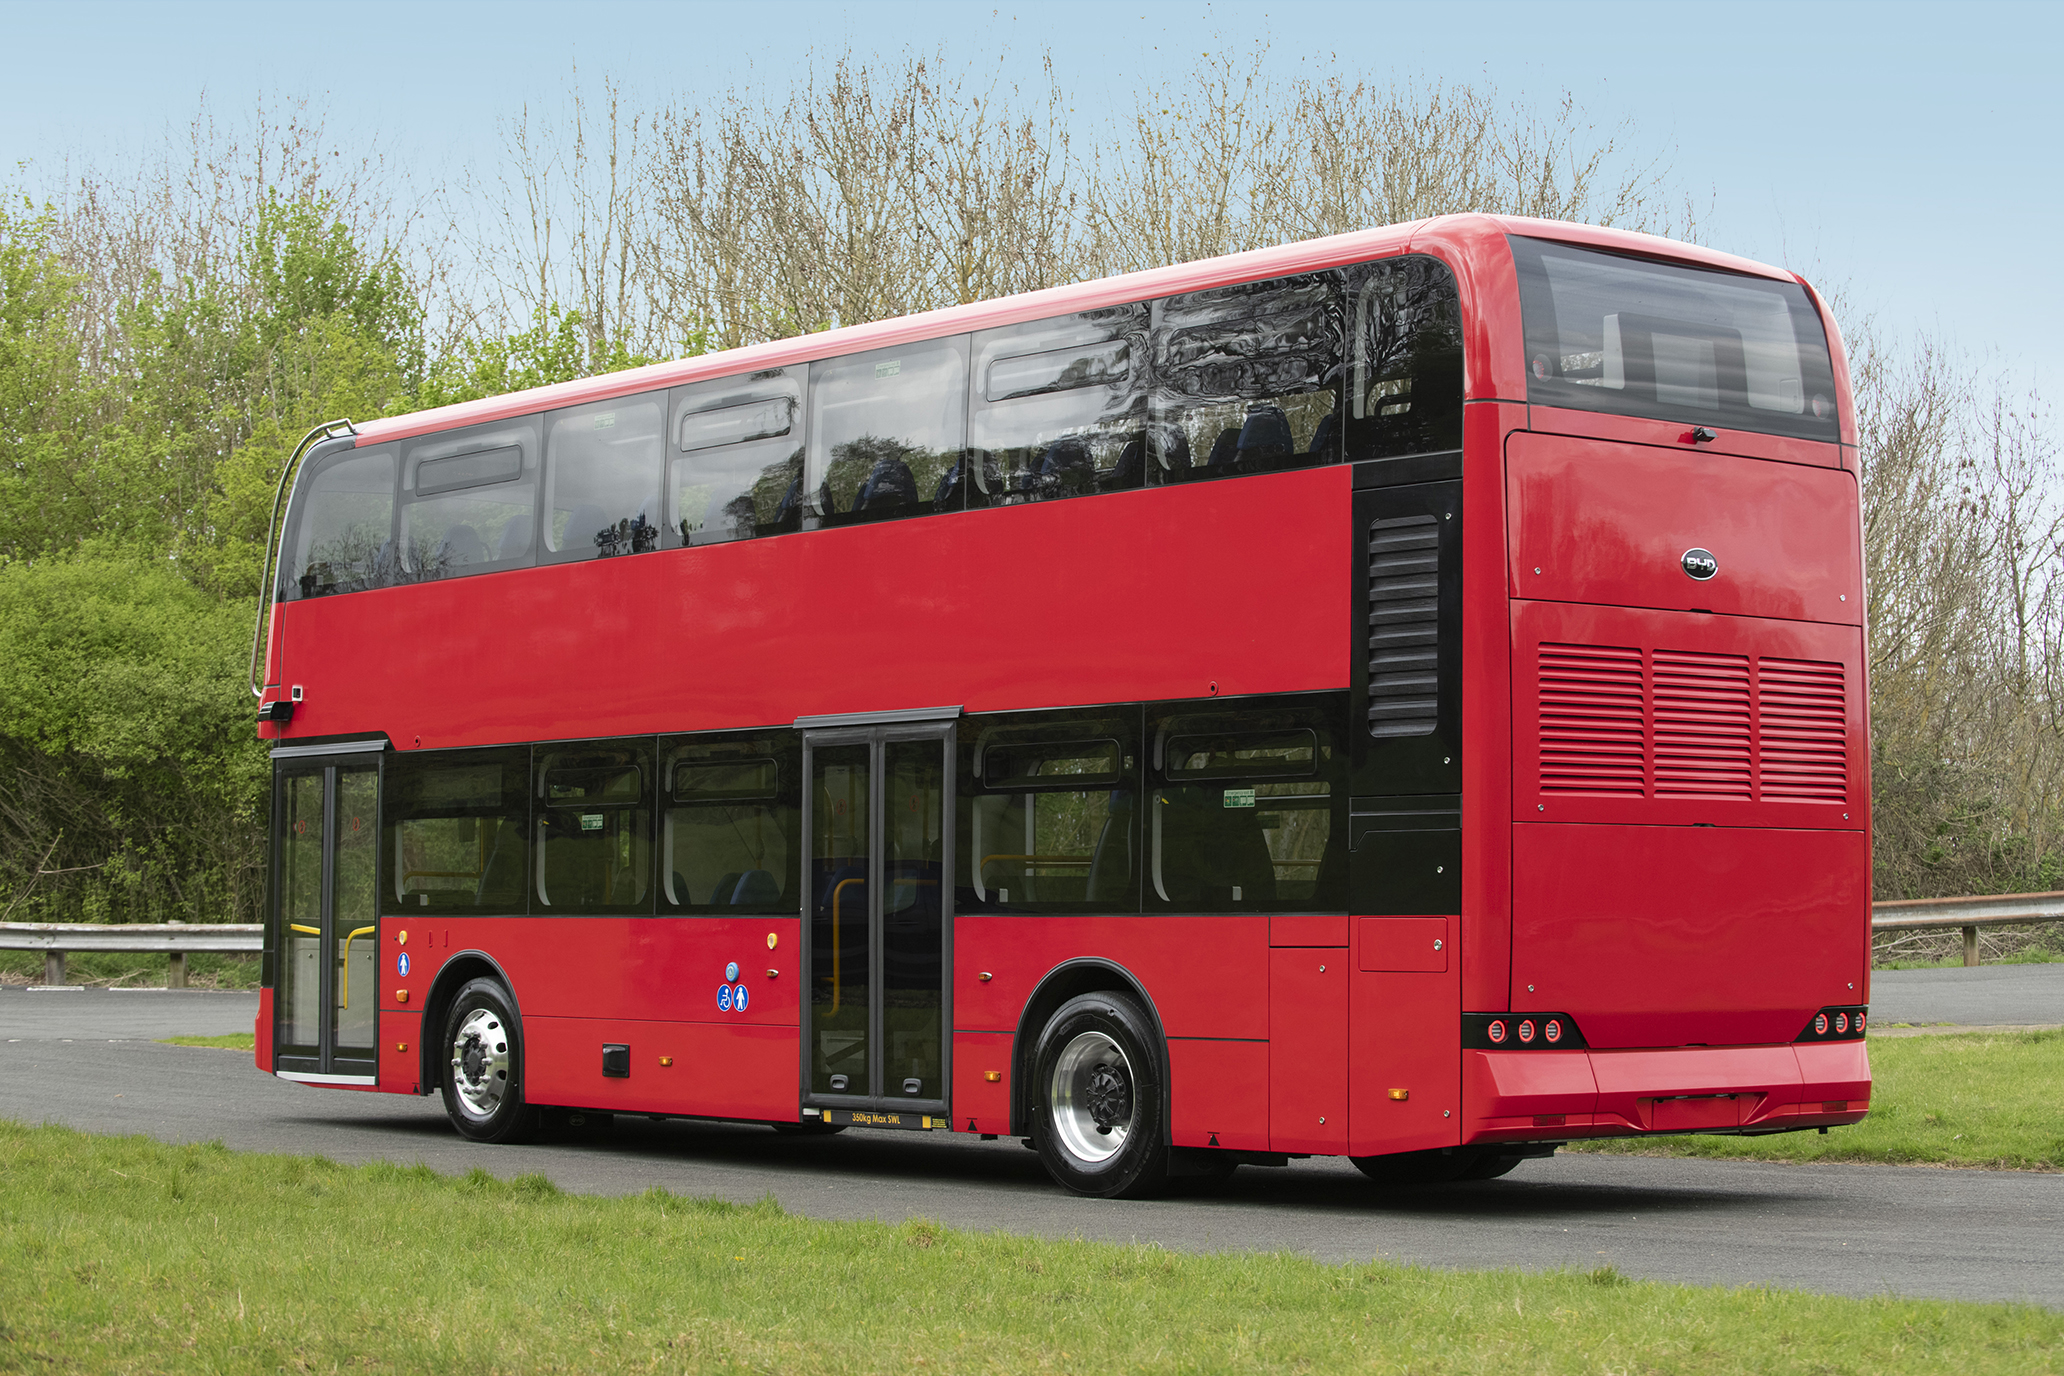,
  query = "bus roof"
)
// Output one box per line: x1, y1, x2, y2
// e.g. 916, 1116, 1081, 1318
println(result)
355, 214, 1807, 447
